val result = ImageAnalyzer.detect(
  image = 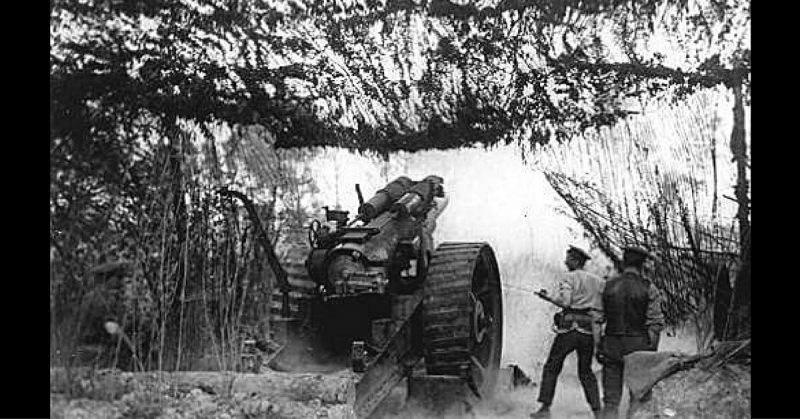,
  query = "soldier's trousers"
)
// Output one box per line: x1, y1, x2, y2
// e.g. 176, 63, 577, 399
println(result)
600, 335, 651, 417
537, 330, 601, 411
